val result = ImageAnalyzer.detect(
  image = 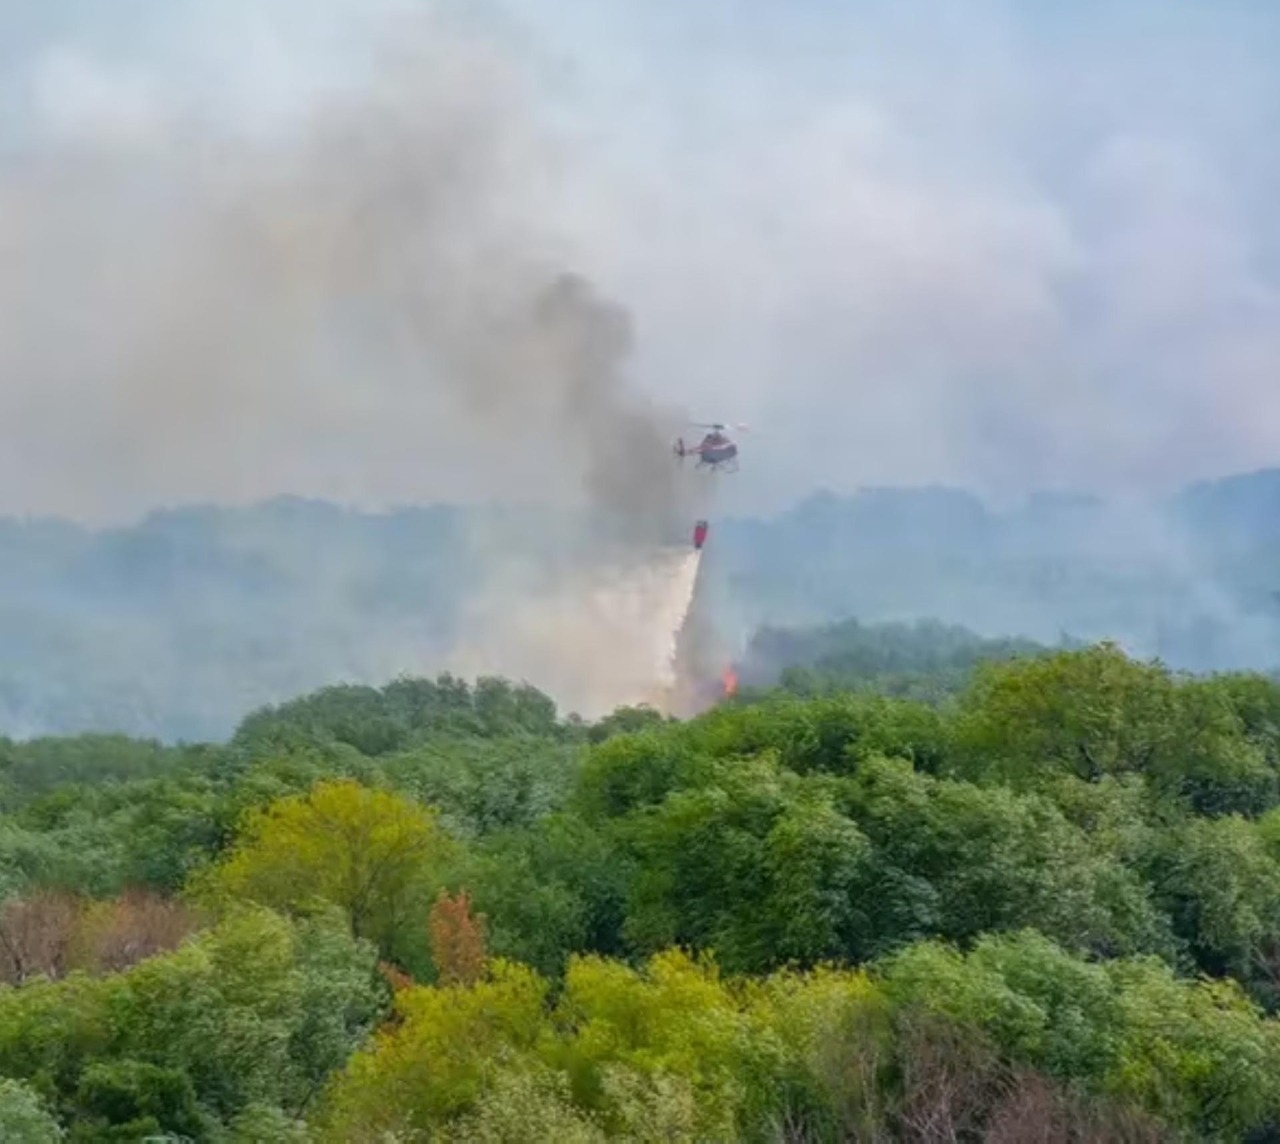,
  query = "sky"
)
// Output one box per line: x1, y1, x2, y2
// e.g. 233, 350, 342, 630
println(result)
3, 0, 1280, 521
